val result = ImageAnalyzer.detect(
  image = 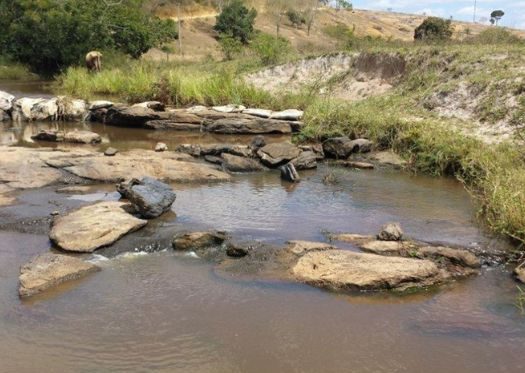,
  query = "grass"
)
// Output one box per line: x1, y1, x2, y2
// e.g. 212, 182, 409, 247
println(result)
516, 286, 525, 315
54, 39, 525, 247
0, 56, 37, 80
